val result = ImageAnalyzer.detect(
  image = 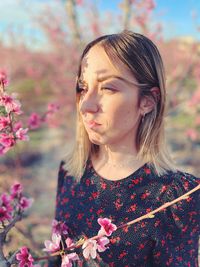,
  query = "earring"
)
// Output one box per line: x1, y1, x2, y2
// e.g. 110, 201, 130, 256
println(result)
142, 113, 146, 123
